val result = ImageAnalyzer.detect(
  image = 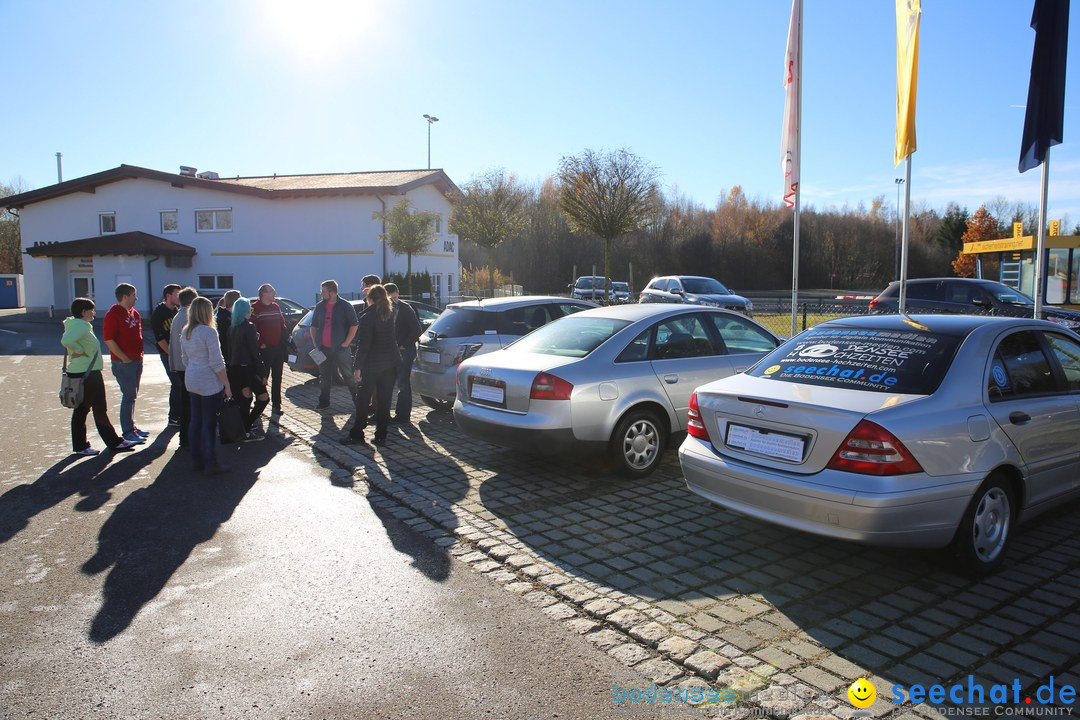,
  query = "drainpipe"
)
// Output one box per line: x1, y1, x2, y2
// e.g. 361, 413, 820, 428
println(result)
375, 194, 387, 279
146, 255, 160, 318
